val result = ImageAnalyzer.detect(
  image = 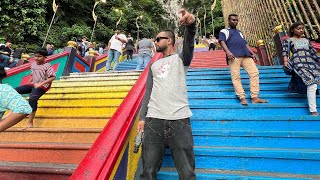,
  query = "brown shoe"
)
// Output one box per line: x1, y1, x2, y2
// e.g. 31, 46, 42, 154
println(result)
251, 97, 268, 104
311, 112, 319, 116
240, 98, 248, 106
